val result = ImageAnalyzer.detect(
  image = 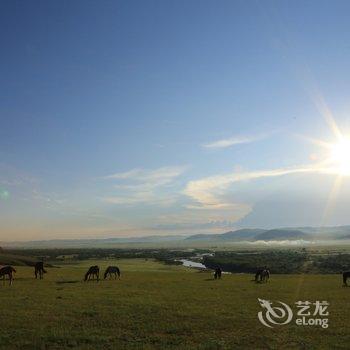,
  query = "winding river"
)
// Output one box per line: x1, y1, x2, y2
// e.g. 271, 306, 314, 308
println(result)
178, 259, 207, 269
